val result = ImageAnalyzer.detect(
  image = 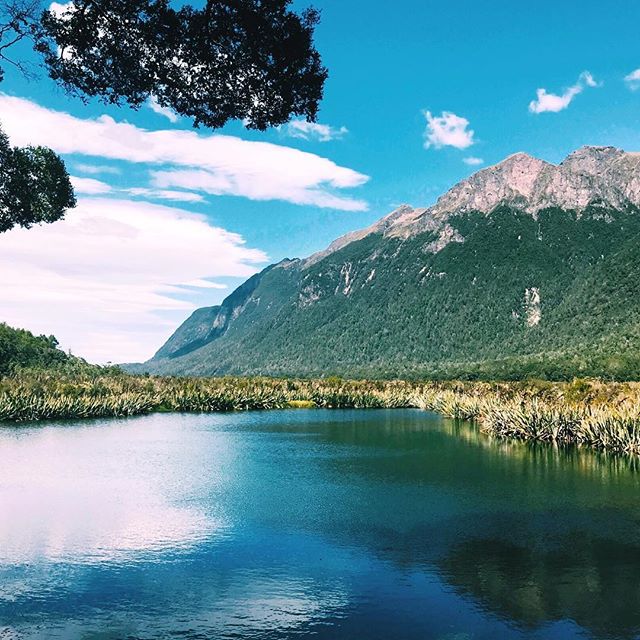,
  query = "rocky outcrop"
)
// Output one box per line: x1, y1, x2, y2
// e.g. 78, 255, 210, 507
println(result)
420, 145, 640, 222
307, 146, 640, 264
